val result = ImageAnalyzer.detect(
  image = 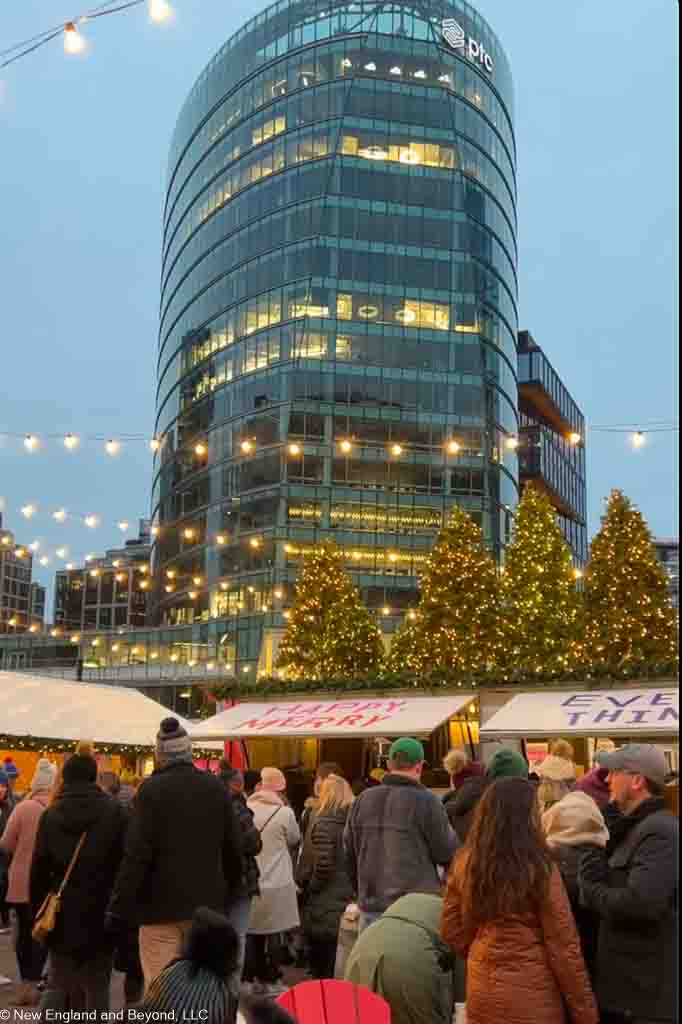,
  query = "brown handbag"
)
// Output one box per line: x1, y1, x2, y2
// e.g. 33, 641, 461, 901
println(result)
32, 832, 88, 945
